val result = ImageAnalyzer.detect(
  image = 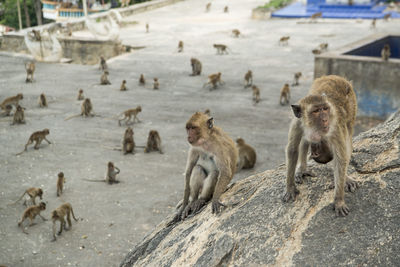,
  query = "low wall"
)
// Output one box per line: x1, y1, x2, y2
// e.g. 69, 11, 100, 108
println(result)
314, 33, 400, 119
